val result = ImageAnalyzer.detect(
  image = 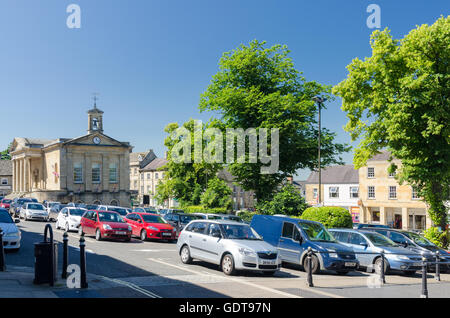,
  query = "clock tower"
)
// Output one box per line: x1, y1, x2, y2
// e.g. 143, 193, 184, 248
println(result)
87, 99, 104, 134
